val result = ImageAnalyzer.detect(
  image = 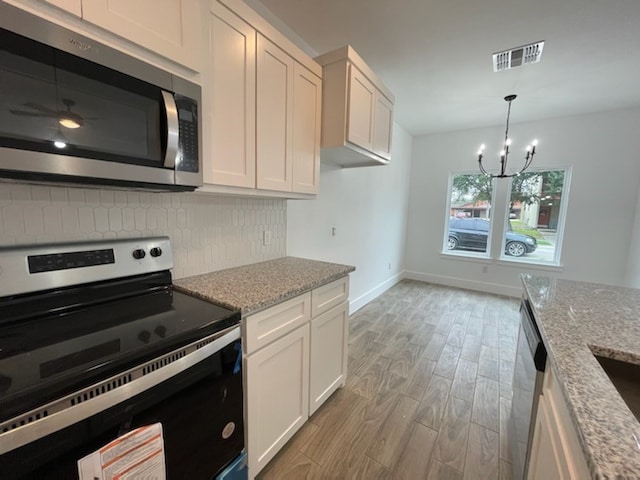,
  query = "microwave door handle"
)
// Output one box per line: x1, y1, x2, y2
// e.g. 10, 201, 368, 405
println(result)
161, 91, 179, 169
